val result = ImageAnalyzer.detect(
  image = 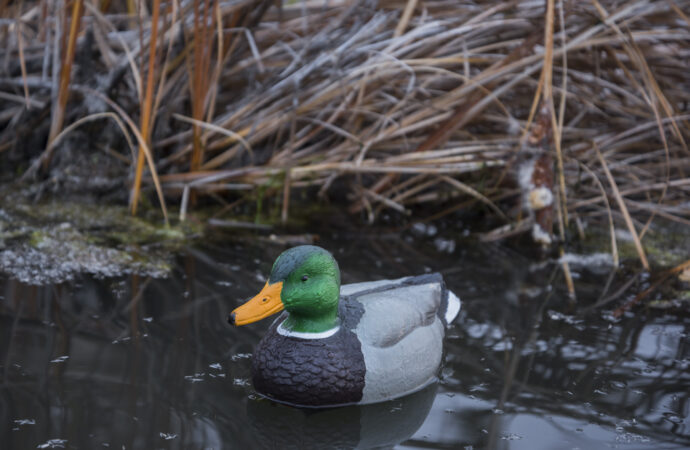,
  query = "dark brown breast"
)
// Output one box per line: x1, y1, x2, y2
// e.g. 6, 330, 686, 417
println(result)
251, 326, 365, 407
